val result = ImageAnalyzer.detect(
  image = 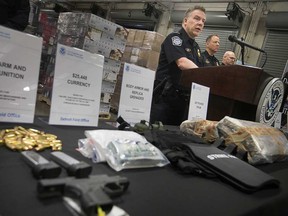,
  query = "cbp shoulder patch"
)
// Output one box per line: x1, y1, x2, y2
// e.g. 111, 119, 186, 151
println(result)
172, 36, 182, 46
